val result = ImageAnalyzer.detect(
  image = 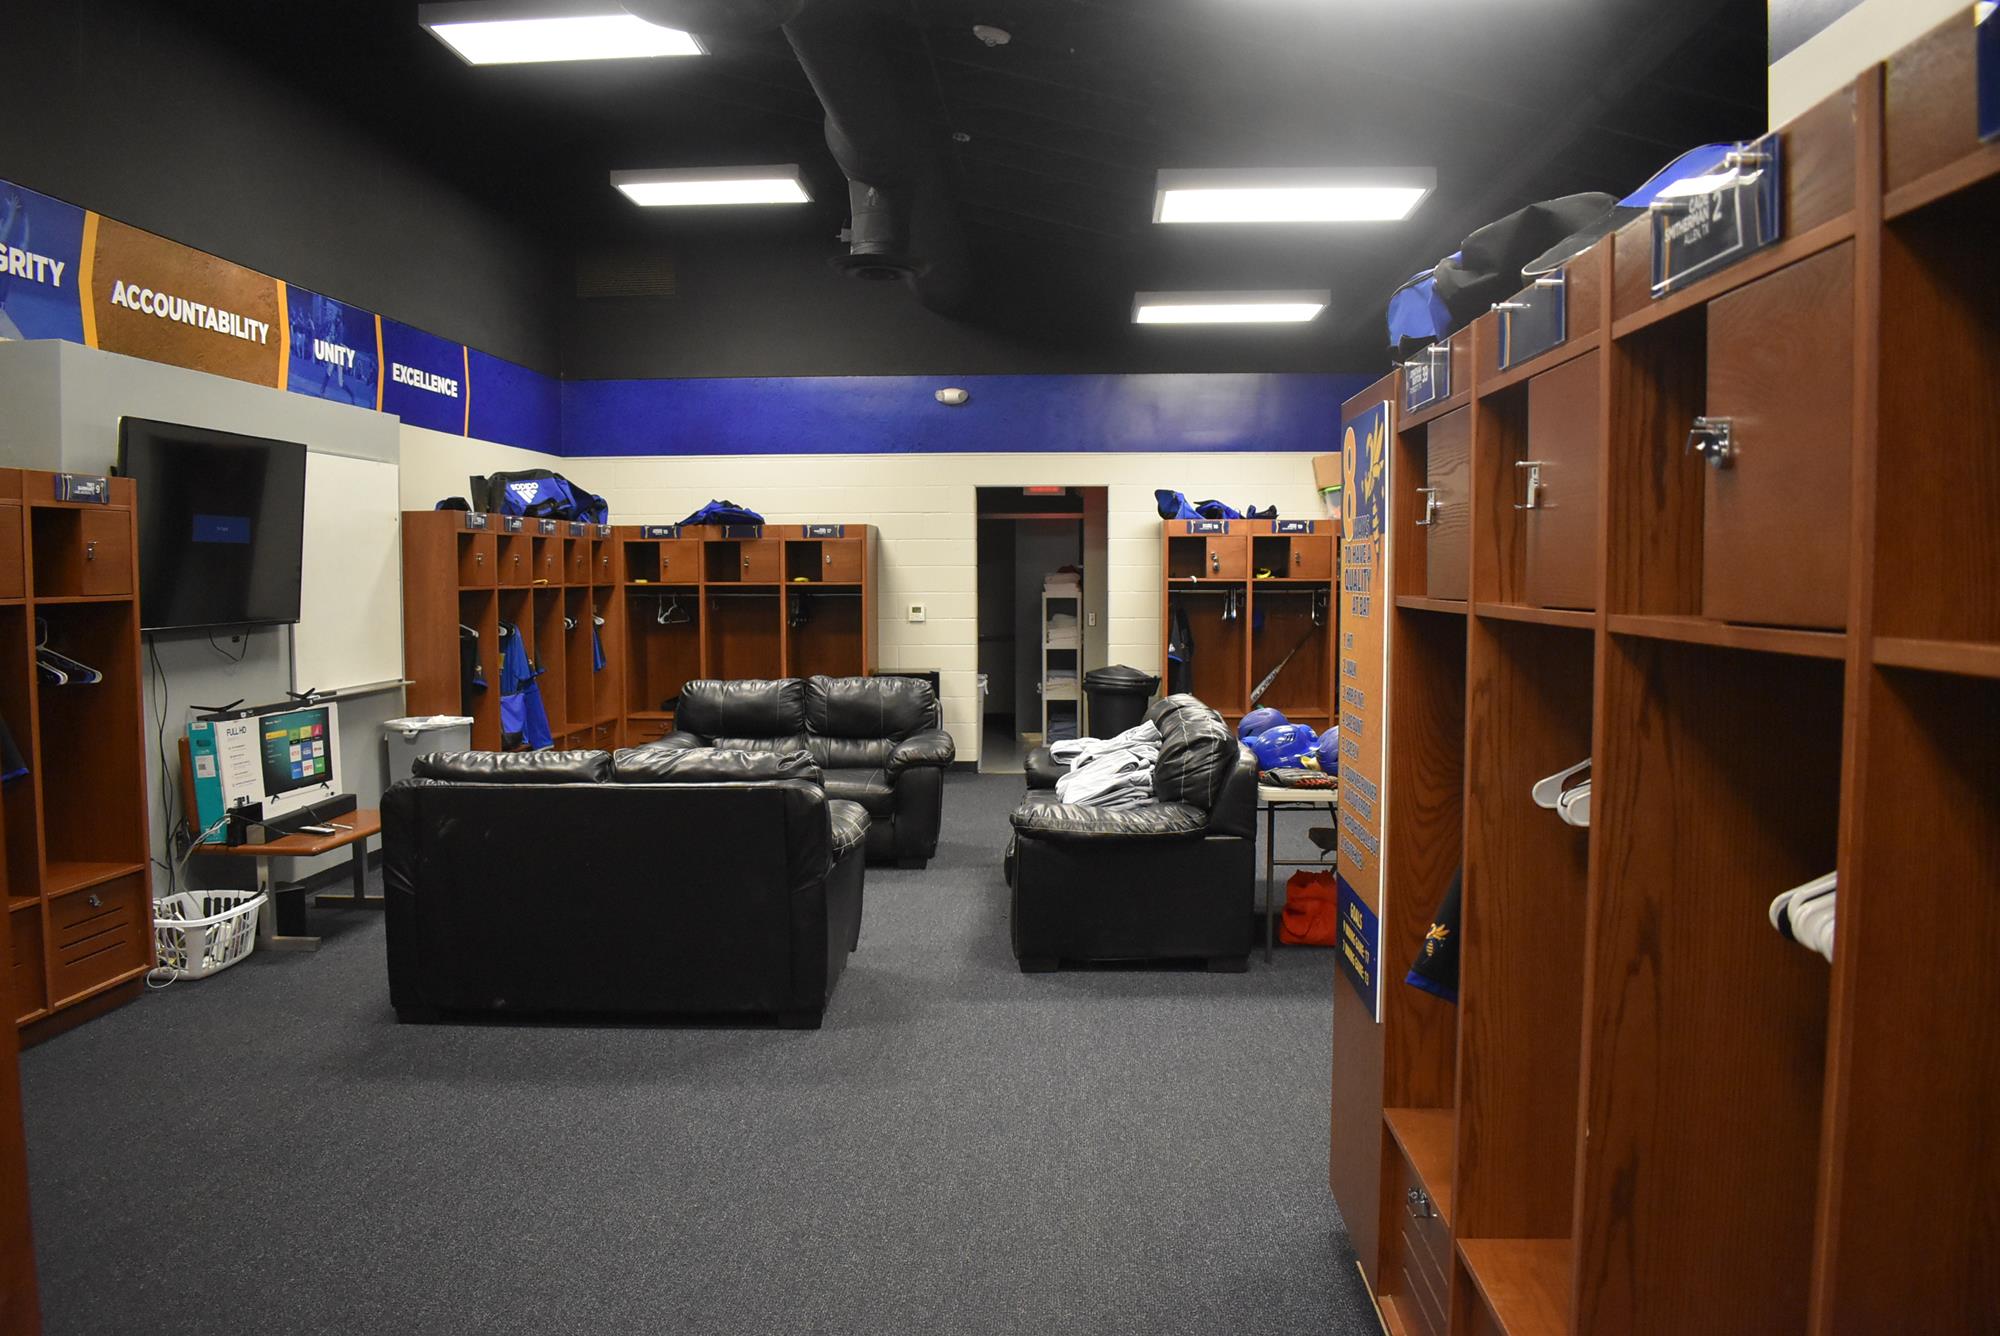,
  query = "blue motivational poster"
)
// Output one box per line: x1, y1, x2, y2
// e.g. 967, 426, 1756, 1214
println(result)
0, 179, 85, 342
286, 286, 379, 408
380, 317, 468, 434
